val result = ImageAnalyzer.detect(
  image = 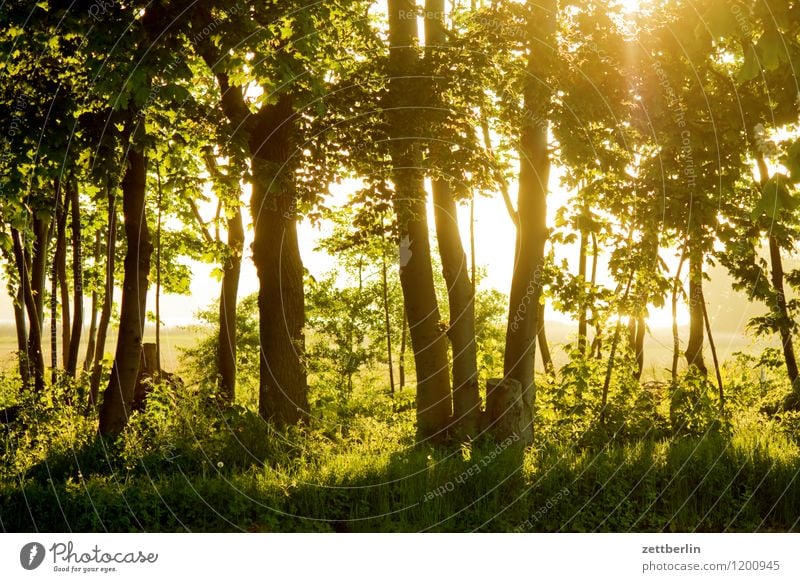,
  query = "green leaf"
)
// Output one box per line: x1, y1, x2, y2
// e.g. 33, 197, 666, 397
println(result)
737, 44, 761, 82
756, 29, 786, 71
